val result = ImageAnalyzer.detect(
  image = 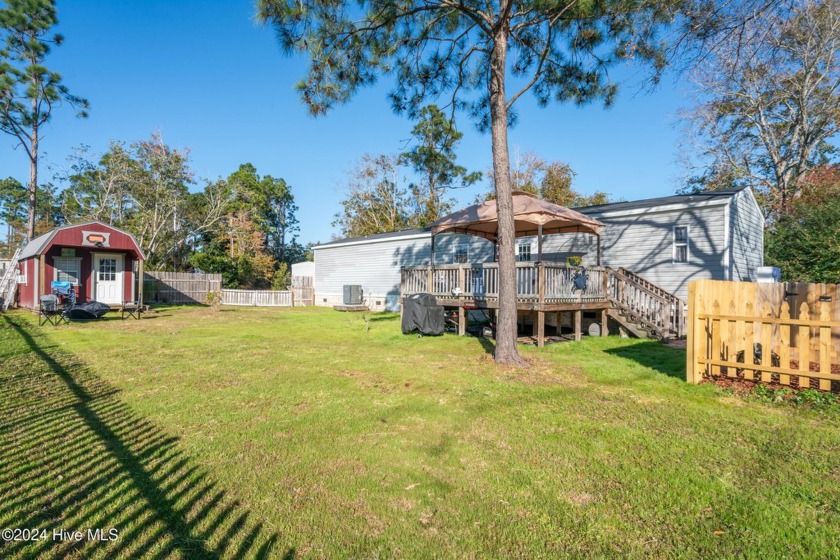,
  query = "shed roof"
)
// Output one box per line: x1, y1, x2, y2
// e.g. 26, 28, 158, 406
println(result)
19, 221, 145, 260
575, 187, 745, 215
316, 188, 748, 248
